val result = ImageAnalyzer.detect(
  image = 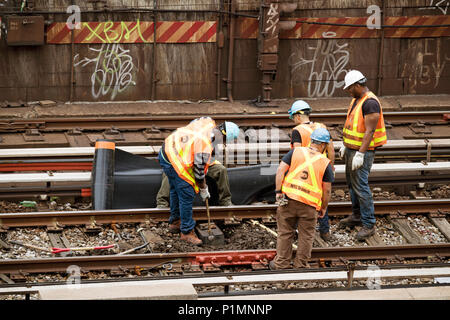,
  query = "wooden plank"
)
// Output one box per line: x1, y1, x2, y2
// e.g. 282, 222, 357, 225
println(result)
390, 218, 428, 244
314, 232, 329, 247
0, 274, 15, 284
365, 232, 385, 246
429, 217, 450, 242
